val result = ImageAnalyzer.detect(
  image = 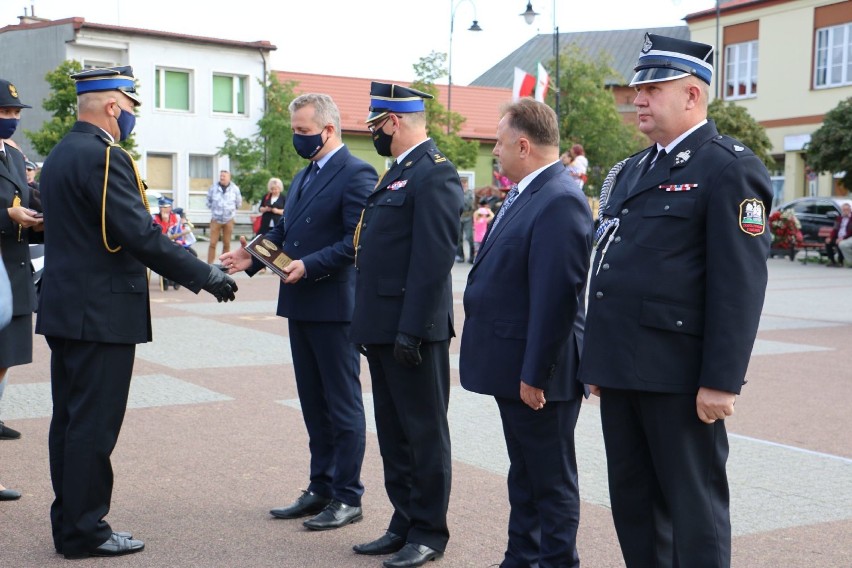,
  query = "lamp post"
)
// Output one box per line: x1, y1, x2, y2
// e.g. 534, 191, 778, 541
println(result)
520, 1, 559, 128
448, 0, 482, 134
